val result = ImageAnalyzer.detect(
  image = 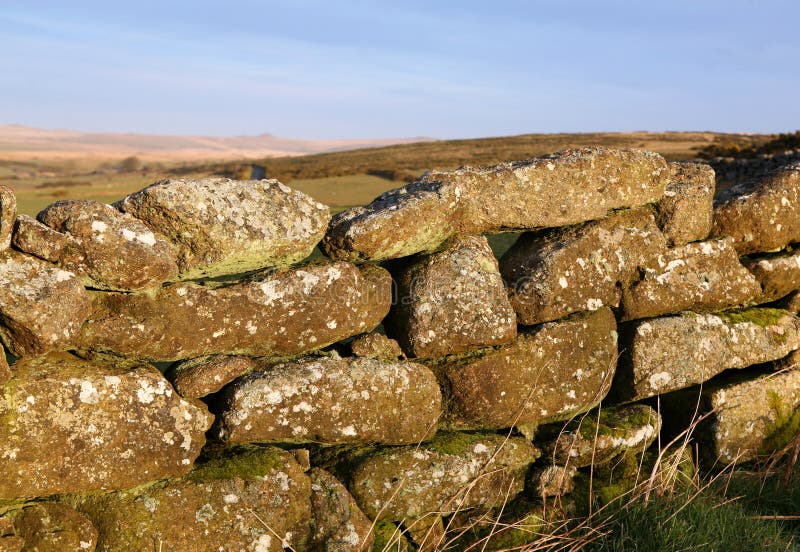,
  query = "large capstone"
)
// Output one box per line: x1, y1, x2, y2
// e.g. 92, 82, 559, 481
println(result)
620, 237, 761, 321
655, 161, 715, 246
744, 249, 800, 304
501, 207, 667, 325
0, 353, 213, 500
0, 251, 90, 356
116, 178, 330, 279
74, 262, 391, 361
323, 148, 668, 262
614, 308, 800, 401
0, 185, 16, 251
216, 356, 441, 445
713, 163, 800, 254
347, 433, 540, 521
438, 307, 618, 430
386, 235, 516, 358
